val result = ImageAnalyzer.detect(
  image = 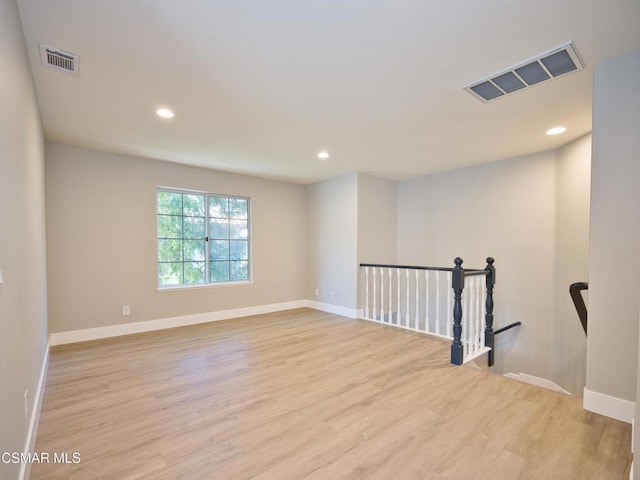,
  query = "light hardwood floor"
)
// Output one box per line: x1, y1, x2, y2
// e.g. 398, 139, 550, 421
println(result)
32, 308, 631, 479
